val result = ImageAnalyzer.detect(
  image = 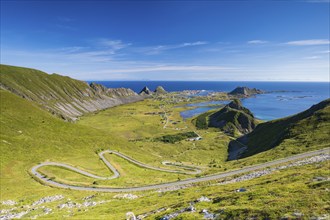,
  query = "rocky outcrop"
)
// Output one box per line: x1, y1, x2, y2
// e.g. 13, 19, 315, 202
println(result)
154, 86, 167, 94
209, 99, 257, 136
107, 88, 136, 97
89, 82, 108, 95
139, 86, 153, 95
0, 64, 145, 121
228, 87, 264, 97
